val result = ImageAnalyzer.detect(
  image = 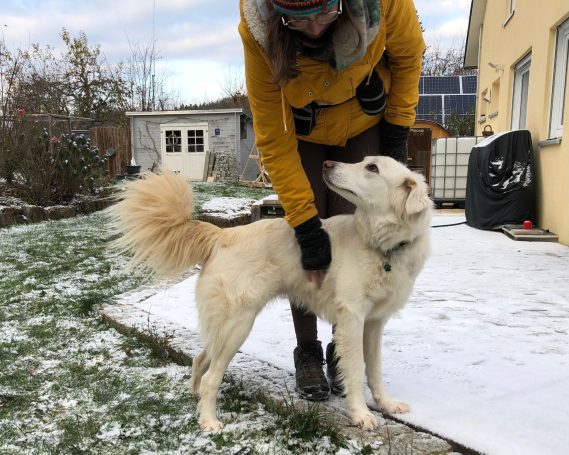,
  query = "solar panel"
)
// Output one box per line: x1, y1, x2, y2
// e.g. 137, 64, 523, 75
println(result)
416, 76, 478, 126
416, 95, 443, 123
421, 76, 460, 94
444, 95, 477, 116
461, 76, 477, 94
